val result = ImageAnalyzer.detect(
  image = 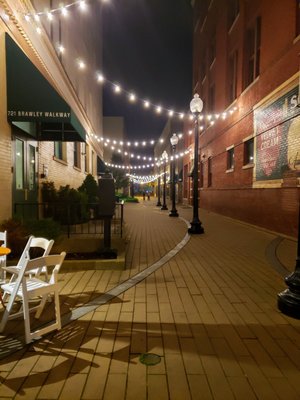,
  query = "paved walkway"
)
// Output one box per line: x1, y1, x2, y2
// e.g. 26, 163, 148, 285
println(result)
0, 199, 299, 399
